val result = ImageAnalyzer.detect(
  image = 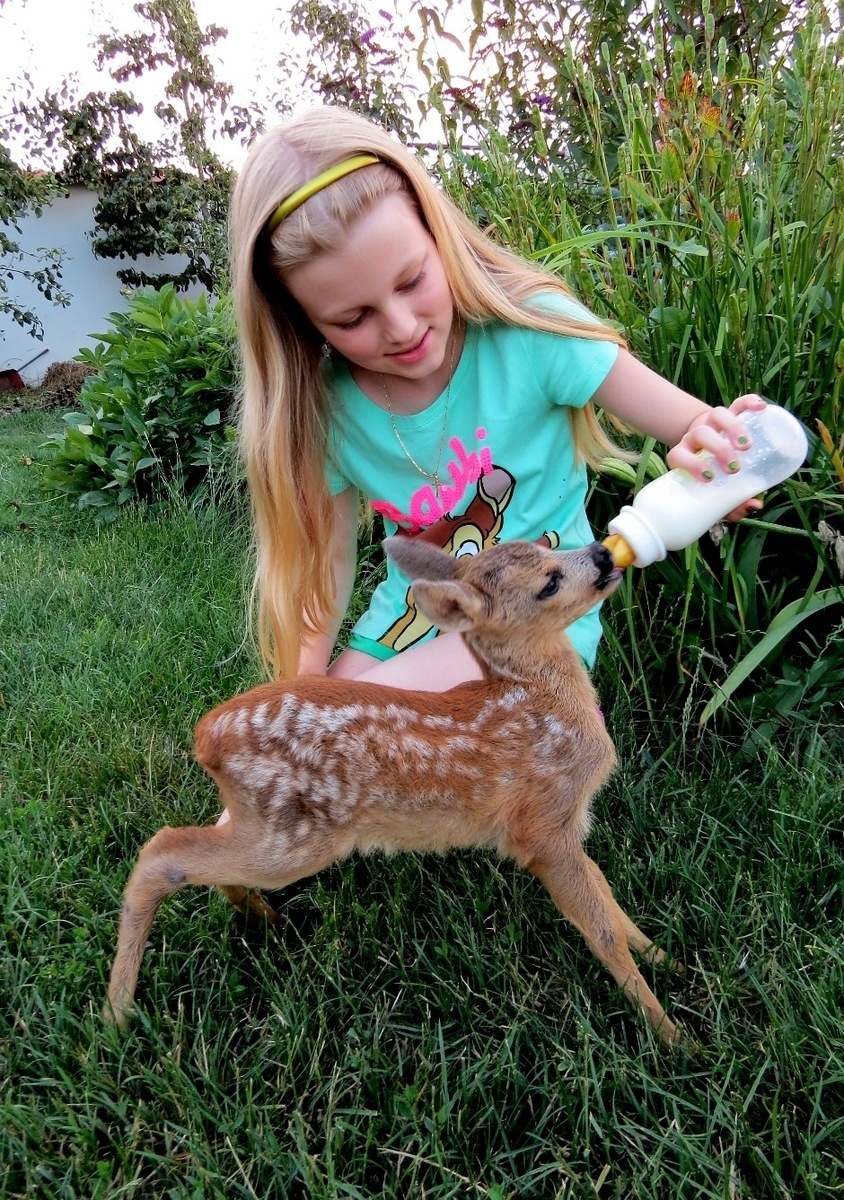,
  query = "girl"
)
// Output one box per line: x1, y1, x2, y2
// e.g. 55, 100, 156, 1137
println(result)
229, 106, 763, 689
